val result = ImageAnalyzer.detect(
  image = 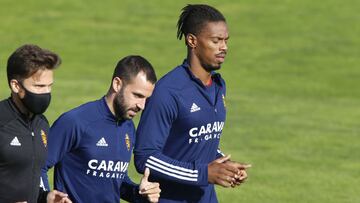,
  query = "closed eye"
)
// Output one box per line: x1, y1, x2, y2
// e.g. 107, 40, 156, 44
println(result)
212, 39, 219, 43
34, 82, 53, 88
133, 93, 145, 98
